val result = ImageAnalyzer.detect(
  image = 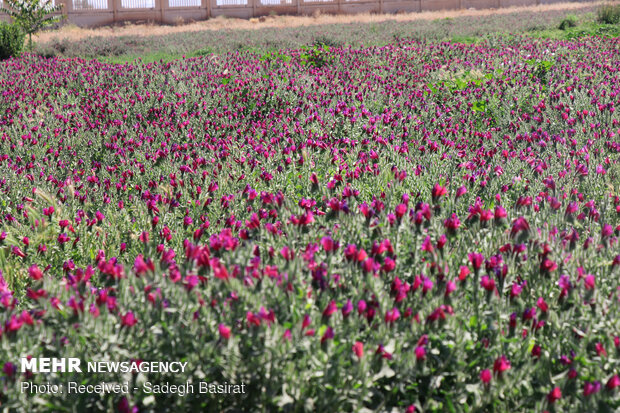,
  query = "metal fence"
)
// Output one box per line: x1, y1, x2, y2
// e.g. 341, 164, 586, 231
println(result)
0, 0, 572, 27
